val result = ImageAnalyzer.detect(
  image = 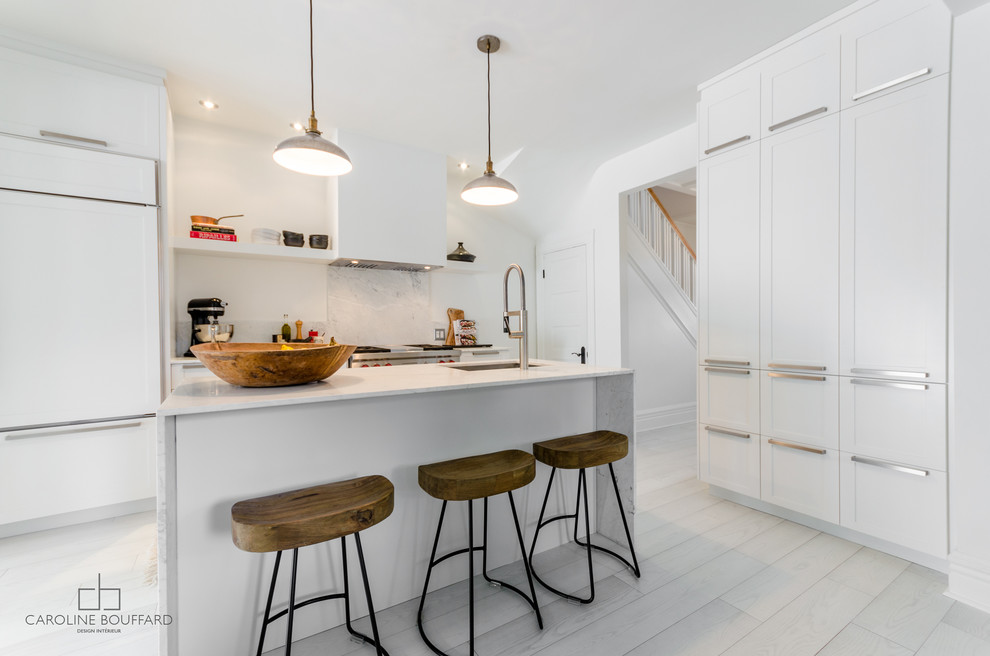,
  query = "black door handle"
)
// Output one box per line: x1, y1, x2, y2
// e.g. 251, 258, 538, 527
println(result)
571, 346, 587, 364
